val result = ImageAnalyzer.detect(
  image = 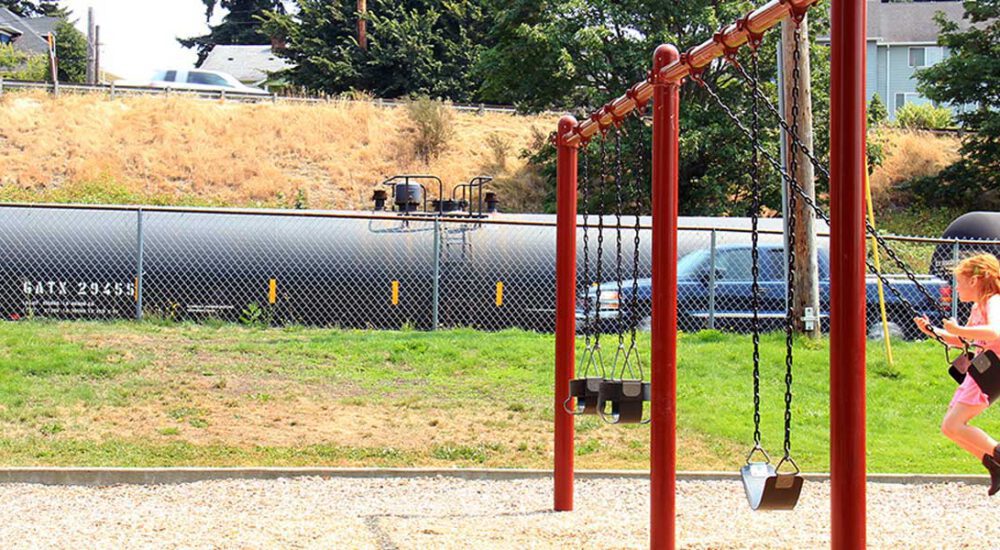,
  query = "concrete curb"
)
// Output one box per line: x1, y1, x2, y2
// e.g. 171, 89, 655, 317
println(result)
0, 467, 988, 487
